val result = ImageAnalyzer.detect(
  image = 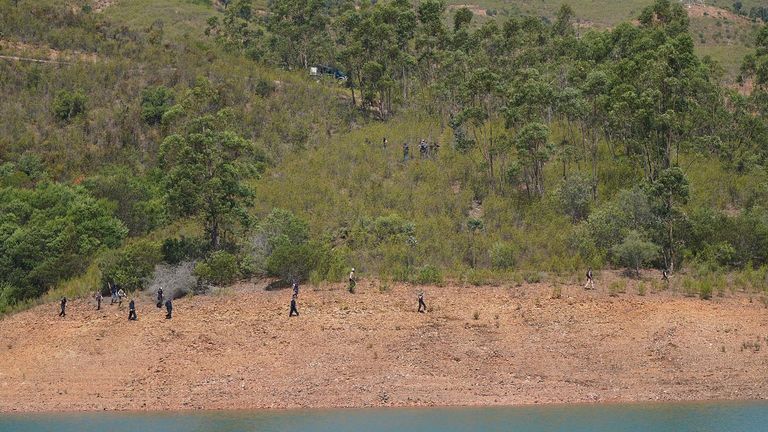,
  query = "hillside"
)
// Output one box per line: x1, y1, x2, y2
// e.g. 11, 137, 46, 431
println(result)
2, 1, 768, 413
2, 279, 768, 411
2, 0, 768, 327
